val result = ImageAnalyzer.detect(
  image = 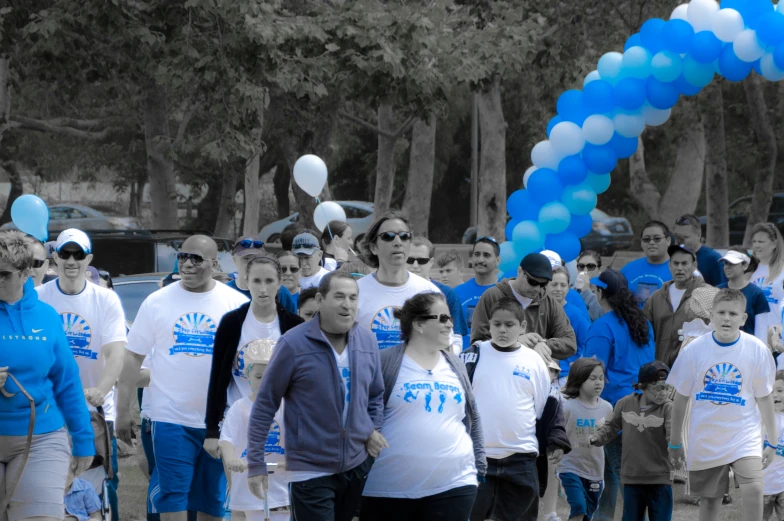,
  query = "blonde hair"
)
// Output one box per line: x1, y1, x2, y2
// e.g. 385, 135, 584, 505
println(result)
751, 223, 784, 283
0, 230, 34, 270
